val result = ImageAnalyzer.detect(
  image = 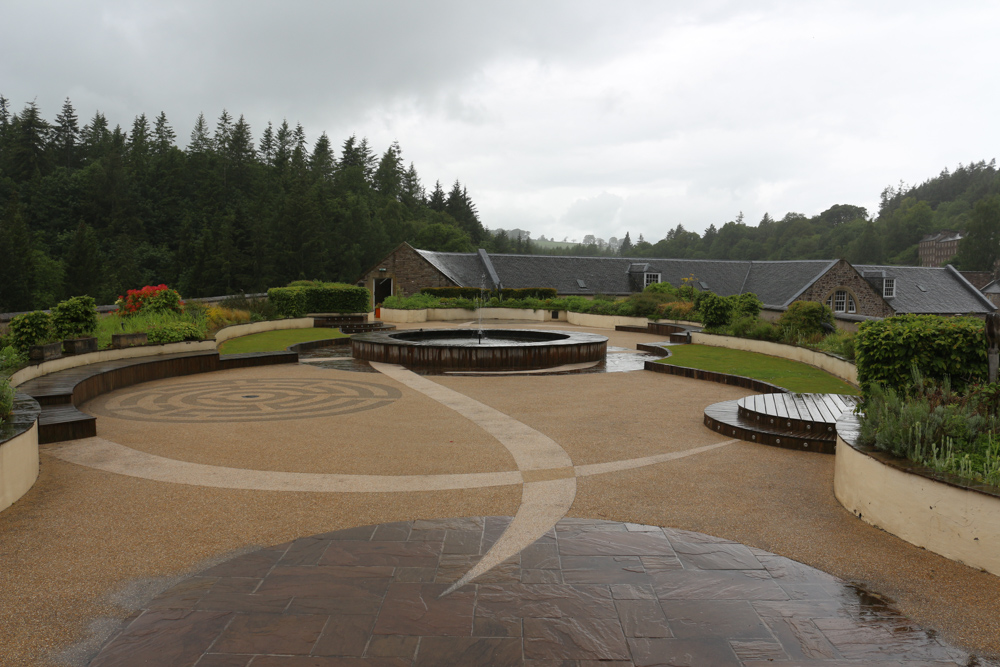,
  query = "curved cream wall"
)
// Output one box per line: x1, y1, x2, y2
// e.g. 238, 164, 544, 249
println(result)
0, 422, 39, 512
565, 312, 649, 329
214, 318, 314, 344
691, 332, 858, 385
9, 340, 217, 388
835, 436, 1000, 576
380, 308, 560, 324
